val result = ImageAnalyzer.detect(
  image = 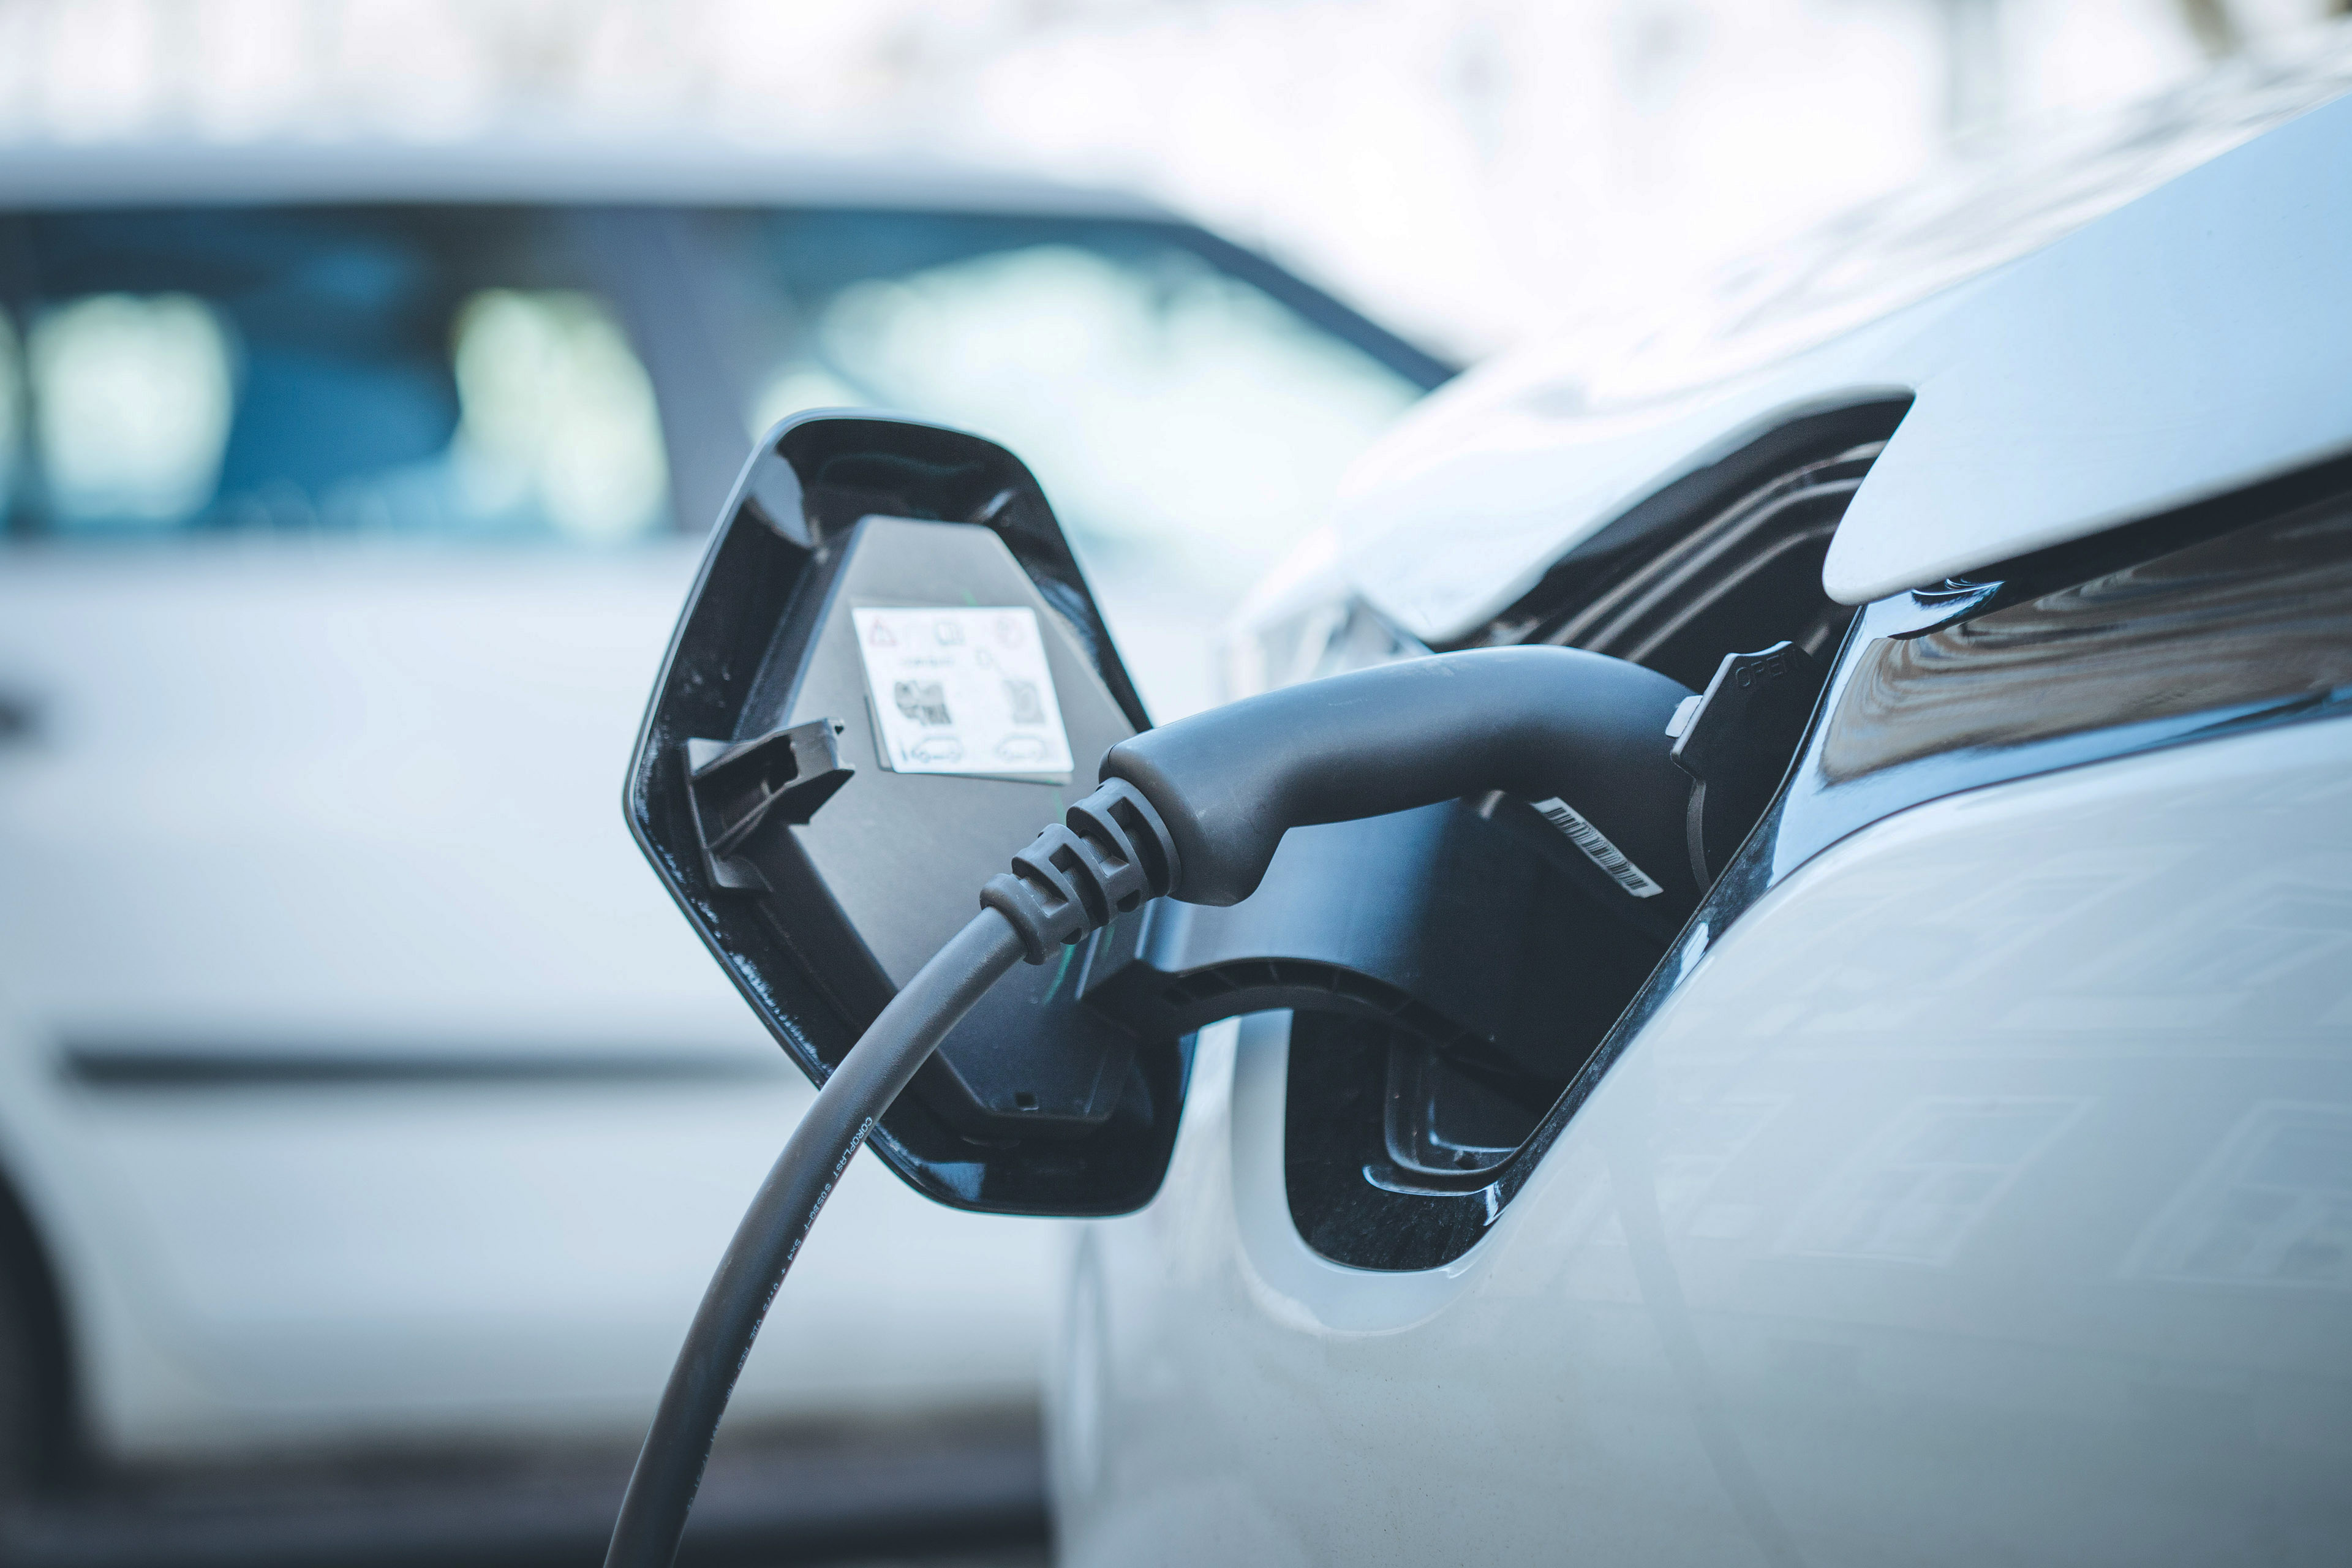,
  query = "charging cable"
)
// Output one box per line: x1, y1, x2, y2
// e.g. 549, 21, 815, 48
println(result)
603, 644, 1694, 1568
